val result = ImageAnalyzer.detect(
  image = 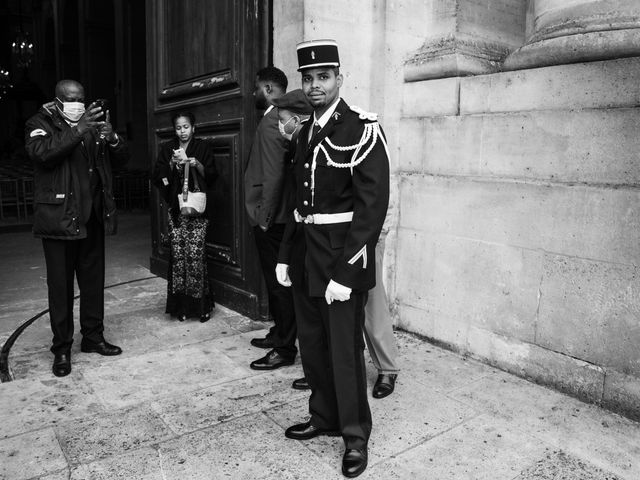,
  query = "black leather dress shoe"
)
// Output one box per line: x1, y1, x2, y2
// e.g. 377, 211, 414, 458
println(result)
199, 313, 210, 323
342, 448, 368, 477
372, 373, 397, 399
81, 339, 123, 356
250, 337, 275, 349
292, 377, 310, 390
52, 352, 71, 377
250, 349, 294, 370
284, 421, 340, 440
